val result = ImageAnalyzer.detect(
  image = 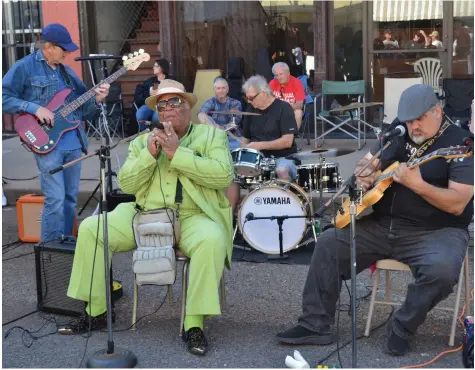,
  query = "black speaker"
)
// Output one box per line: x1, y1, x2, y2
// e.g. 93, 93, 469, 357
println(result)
35, 240, 84, 317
